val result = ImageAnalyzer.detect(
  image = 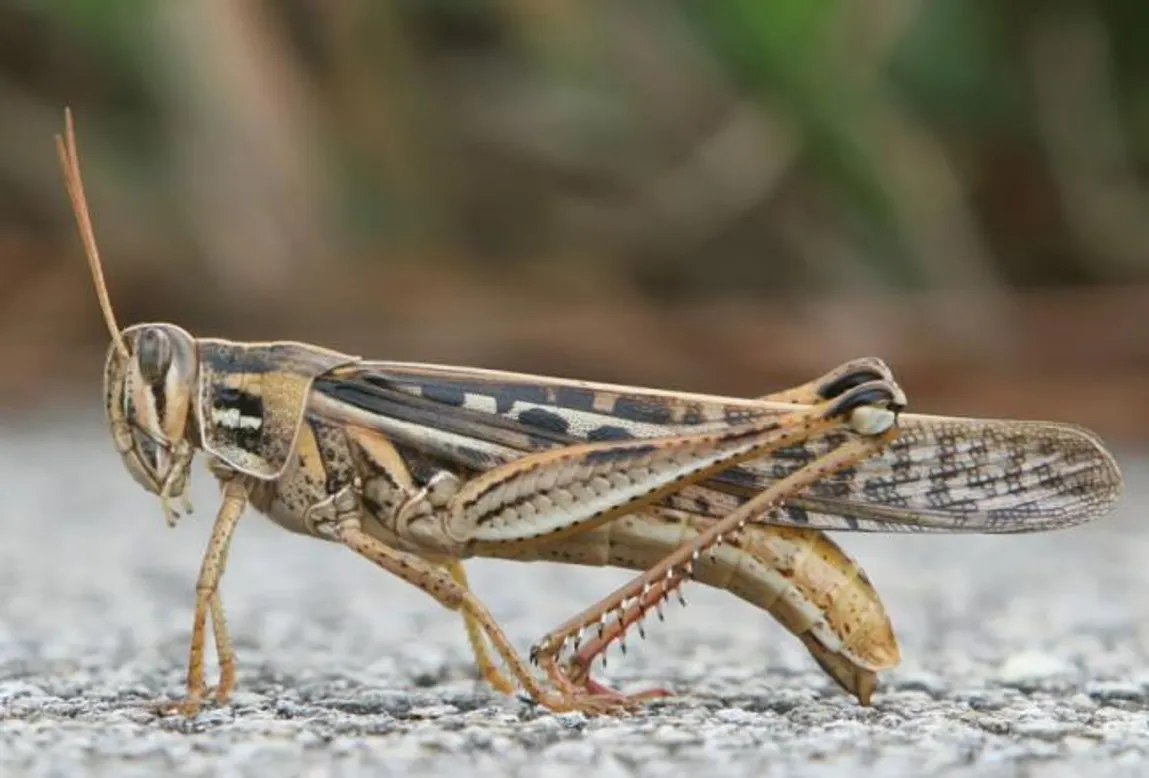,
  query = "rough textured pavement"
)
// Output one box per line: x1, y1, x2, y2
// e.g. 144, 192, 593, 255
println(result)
1, 407, 1148, 777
